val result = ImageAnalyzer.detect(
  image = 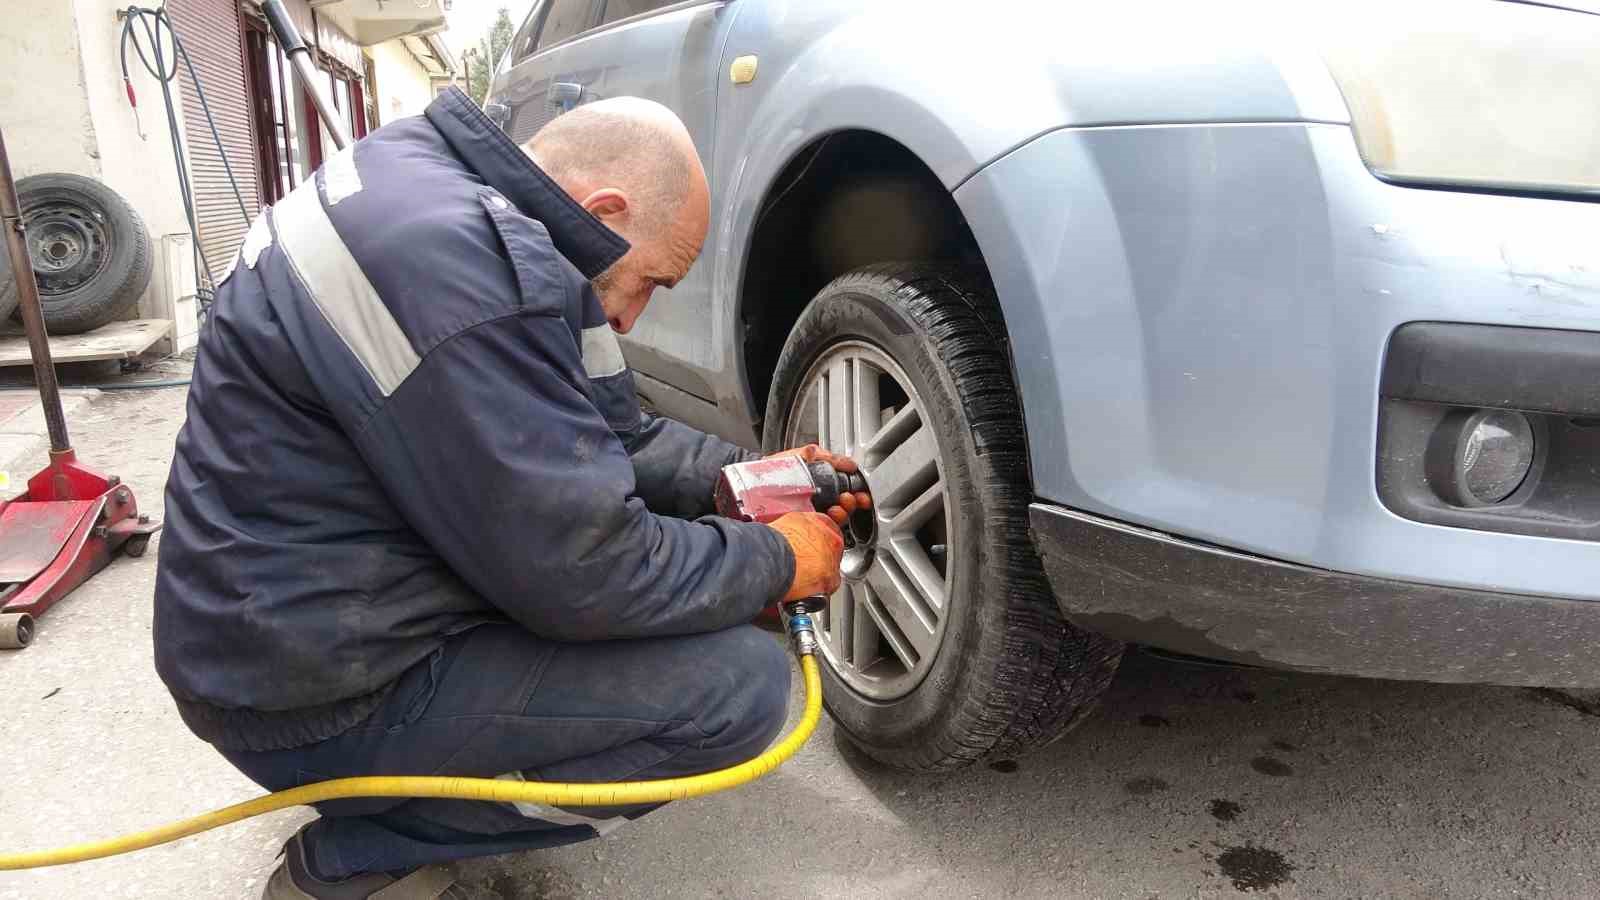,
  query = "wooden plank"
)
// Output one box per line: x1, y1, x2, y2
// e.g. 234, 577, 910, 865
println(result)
0, 320, 175, 367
